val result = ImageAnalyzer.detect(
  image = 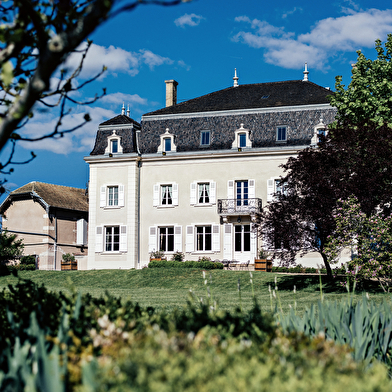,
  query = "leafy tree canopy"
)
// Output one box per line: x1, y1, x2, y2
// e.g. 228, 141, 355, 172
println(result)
0, 230, 23, 264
